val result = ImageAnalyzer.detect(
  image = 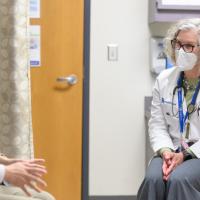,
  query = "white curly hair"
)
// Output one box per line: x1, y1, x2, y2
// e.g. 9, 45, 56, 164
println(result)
164, 18, 200, 64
